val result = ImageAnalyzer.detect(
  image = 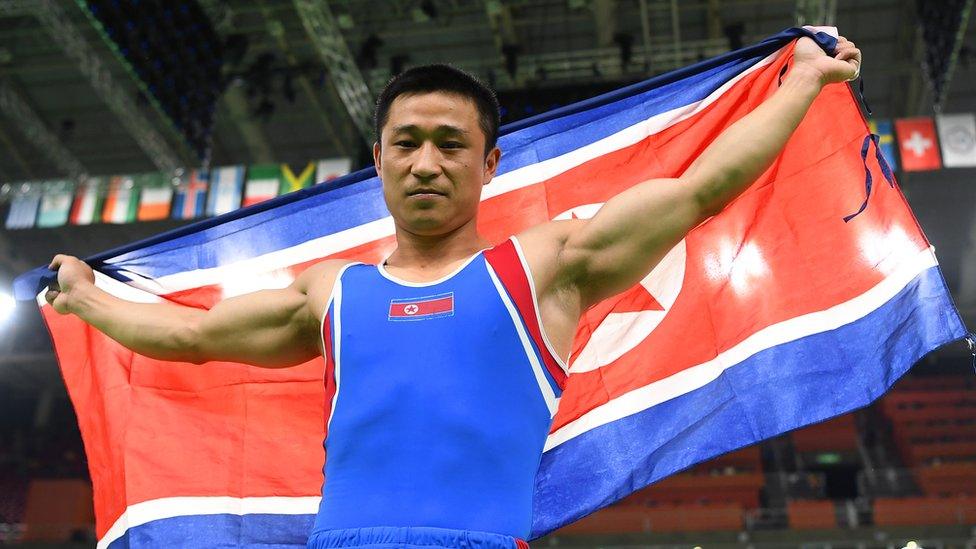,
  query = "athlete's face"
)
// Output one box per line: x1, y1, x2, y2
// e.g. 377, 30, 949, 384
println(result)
374, 91, 500, 236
